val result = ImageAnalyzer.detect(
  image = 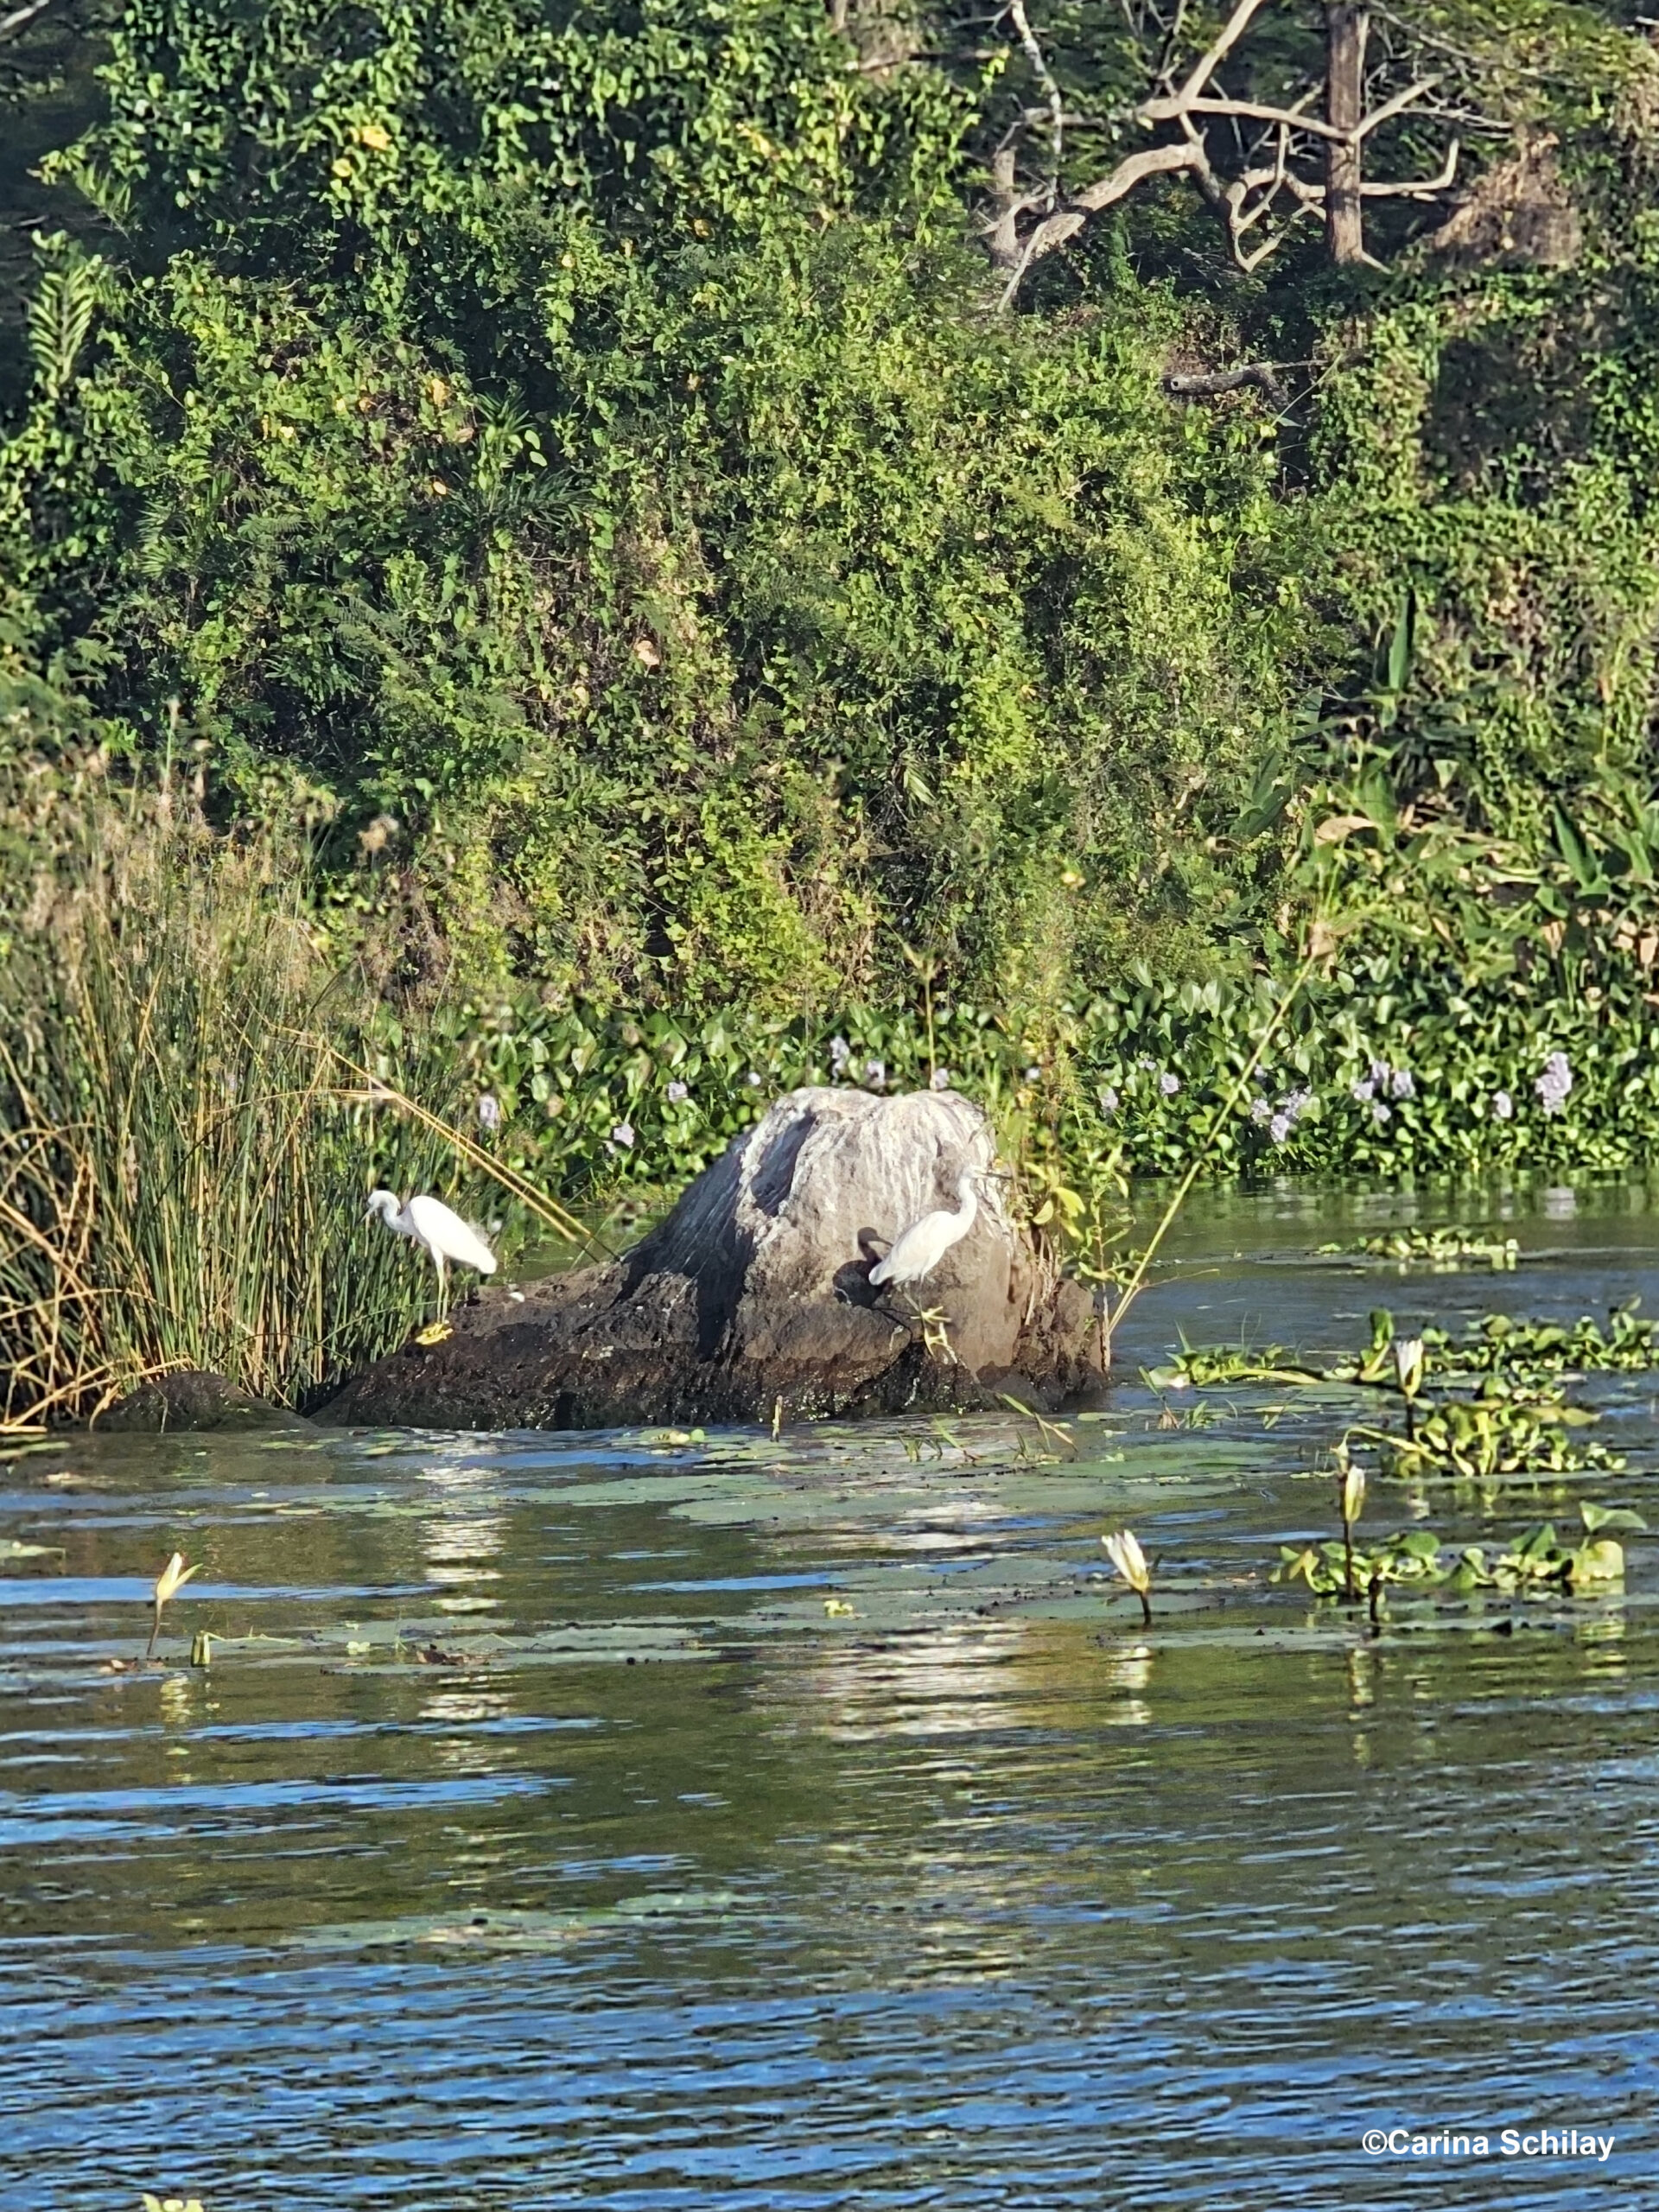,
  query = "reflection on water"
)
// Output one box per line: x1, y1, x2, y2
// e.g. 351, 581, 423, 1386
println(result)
4, 1179, 1659, 2206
